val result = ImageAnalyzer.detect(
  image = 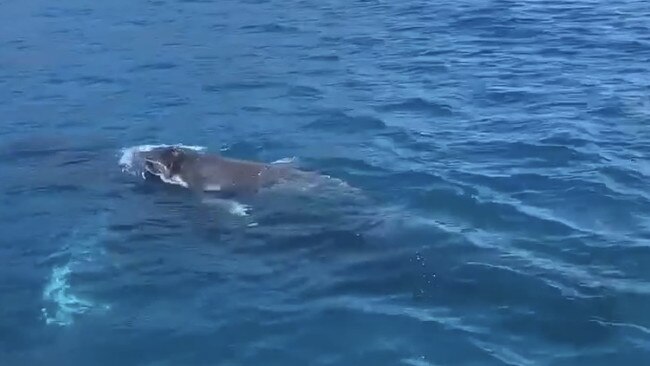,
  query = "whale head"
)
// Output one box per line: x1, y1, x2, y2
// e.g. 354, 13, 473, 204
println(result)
139, 146, 198, 181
